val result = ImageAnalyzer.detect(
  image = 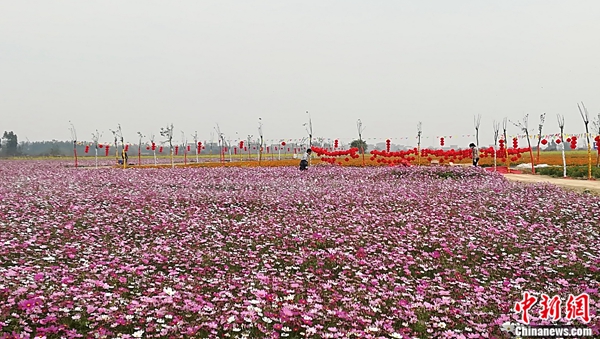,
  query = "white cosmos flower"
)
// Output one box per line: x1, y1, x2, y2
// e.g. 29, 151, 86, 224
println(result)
163, 287, 176, 296
132, 330, 144, 338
